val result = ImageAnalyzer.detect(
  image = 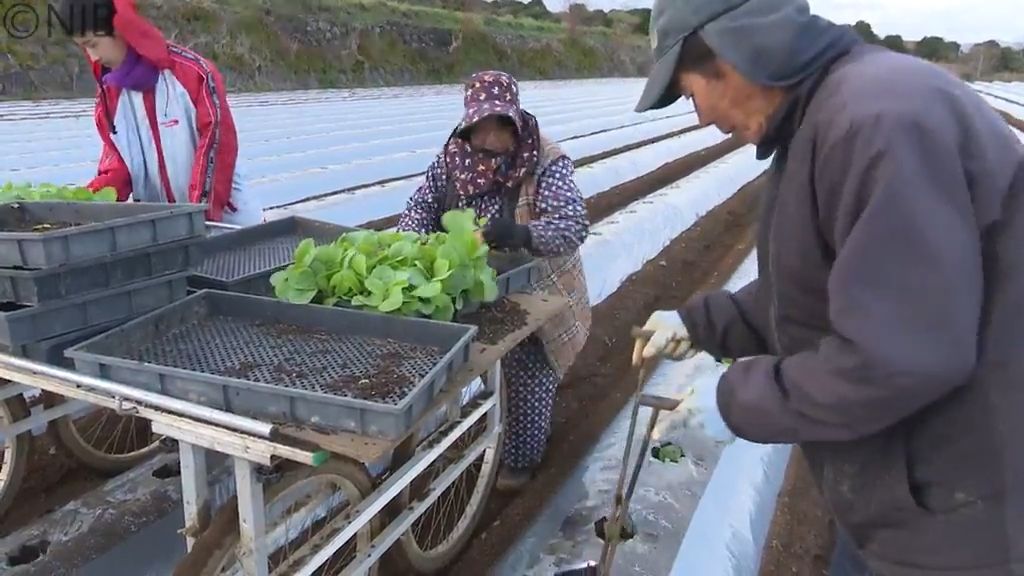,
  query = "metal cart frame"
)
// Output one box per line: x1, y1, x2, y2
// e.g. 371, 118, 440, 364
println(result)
0, 292, 566, 575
